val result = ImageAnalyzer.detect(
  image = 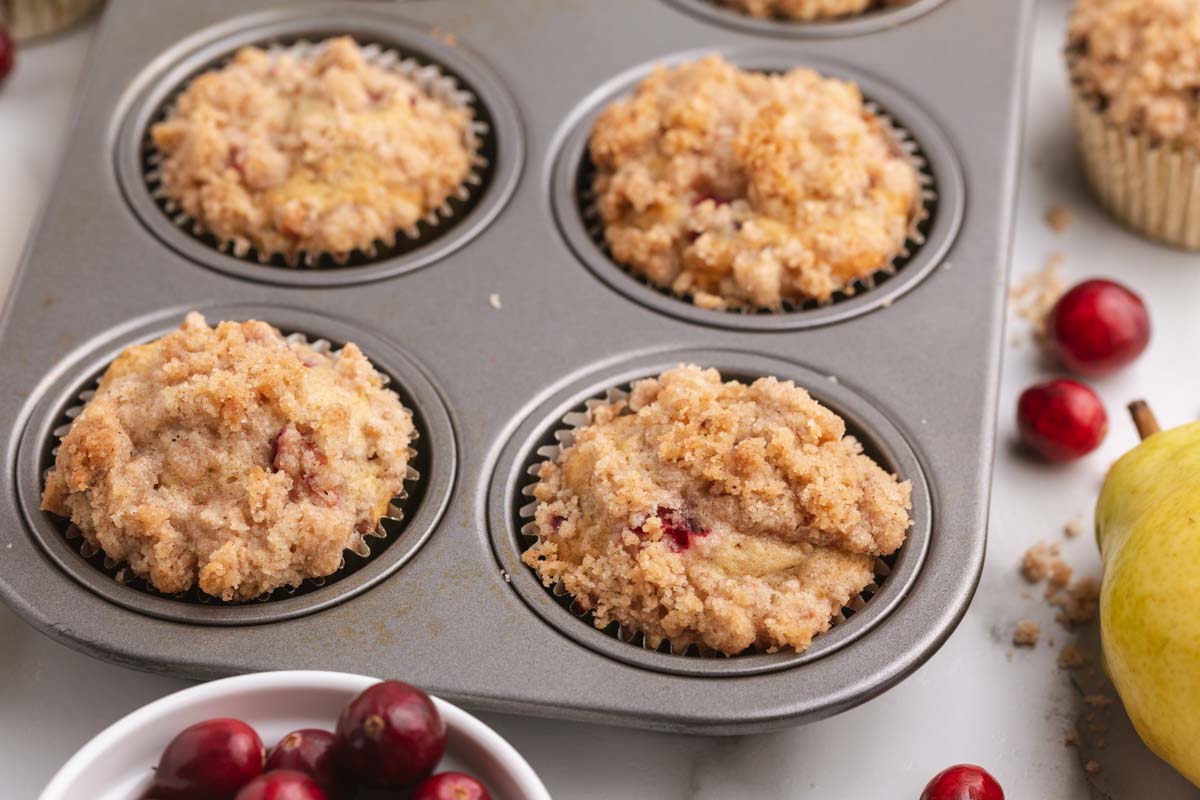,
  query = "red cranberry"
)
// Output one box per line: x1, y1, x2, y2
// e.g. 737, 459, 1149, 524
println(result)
264, 730, 337, 795
1017, 379, 1107, 461
234, 770, 326, 800
335, 680, 447, 790
0, 26, 13, 83
1049, 279, 1150, 377
152, 718, 265, 800
413, 772, 492, 800
920, 764, 1004, 800
638, 506, 708, 552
